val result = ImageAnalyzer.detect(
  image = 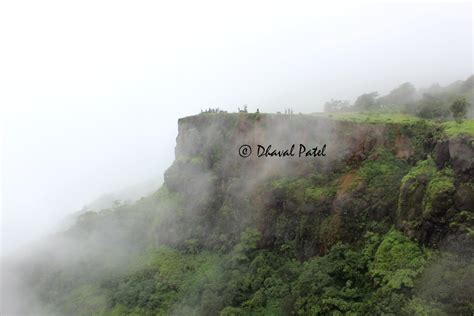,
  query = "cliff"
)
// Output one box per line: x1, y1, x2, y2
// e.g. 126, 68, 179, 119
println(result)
163, 113, 473, 255
3, 113, 473, 315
